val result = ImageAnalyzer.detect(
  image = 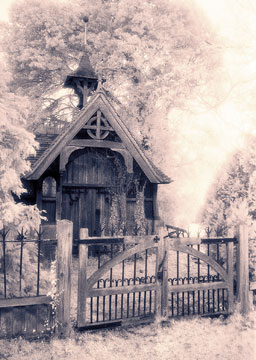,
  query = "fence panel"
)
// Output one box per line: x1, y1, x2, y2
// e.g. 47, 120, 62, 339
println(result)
0, 227, 57, 338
